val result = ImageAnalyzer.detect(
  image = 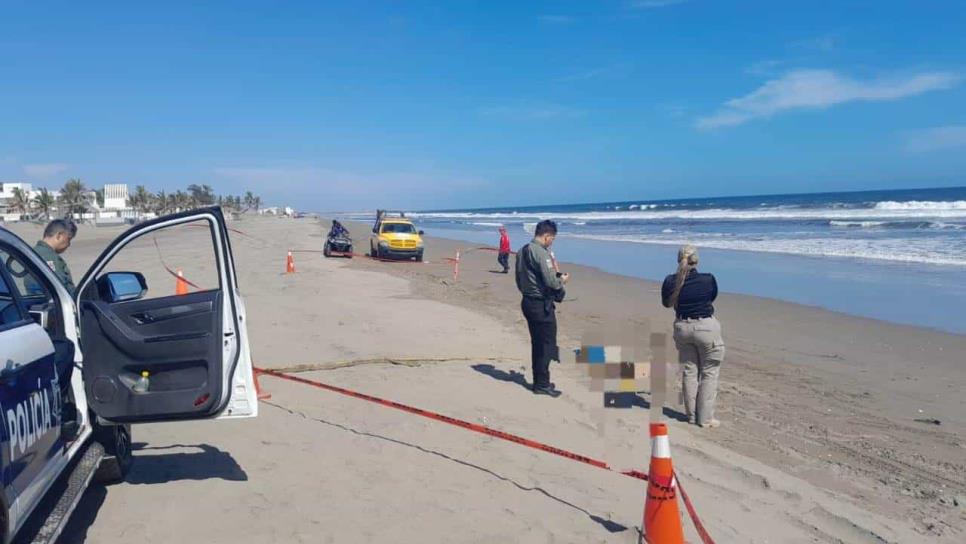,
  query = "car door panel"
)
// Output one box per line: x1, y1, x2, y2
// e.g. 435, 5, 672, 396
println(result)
79, 290, 224, 421
77, 207, 256, 423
